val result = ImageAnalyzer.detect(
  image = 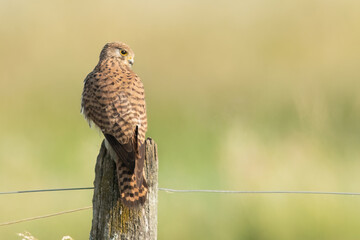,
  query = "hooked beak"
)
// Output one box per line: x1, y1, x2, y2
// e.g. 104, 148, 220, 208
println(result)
128, 58, 134, 66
